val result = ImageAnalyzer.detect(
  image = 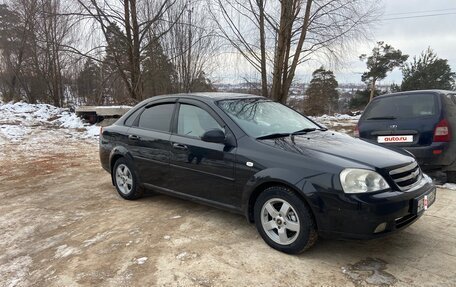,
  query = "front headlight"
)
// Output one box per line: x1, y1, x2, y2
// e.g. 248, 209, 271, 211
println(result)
340, 168, 390, 193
